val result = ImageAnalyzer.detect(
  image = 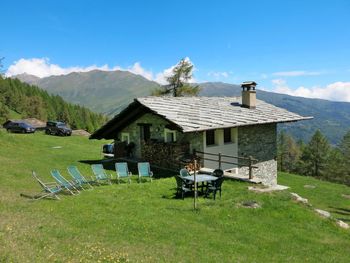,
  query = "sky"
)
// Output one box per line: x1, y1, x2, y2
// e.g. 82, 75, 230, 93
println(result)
1, 0, 350, 102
